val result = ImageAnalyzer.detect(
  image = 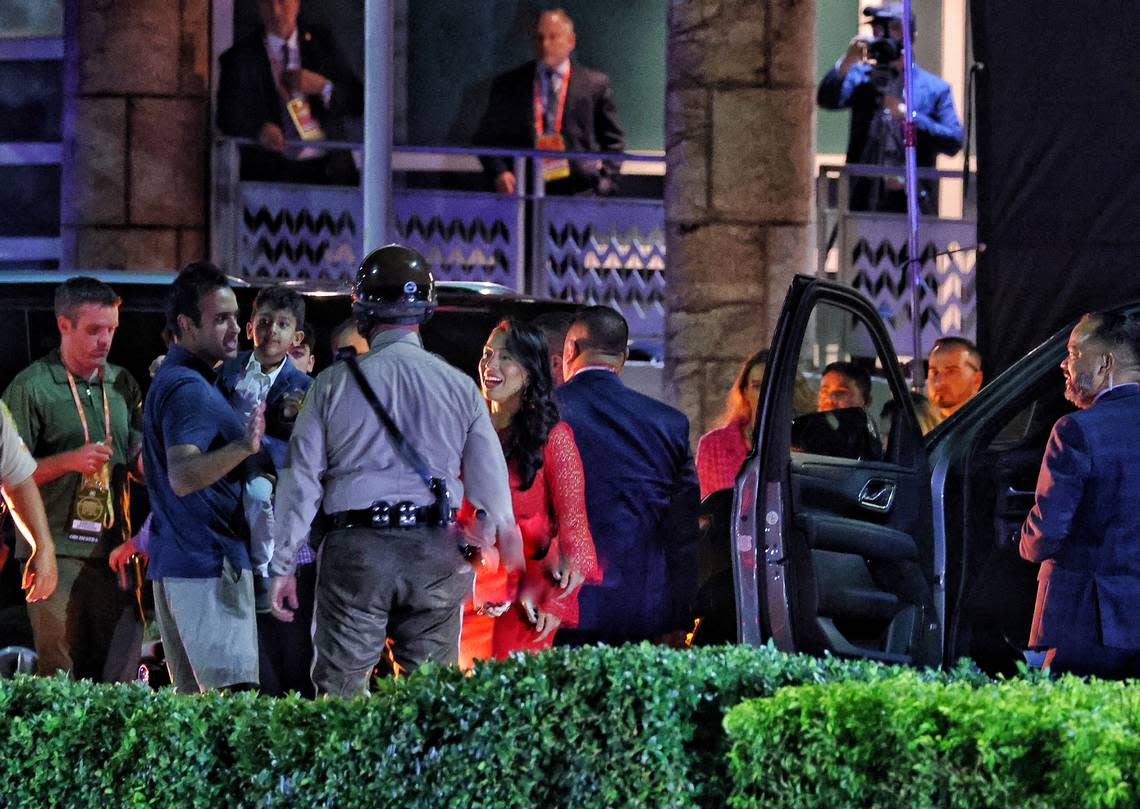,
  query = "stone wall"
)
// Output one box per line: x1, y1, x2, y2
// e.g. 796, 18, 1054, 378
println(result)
61, 0, 210, 270
664, 0, 815, 443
